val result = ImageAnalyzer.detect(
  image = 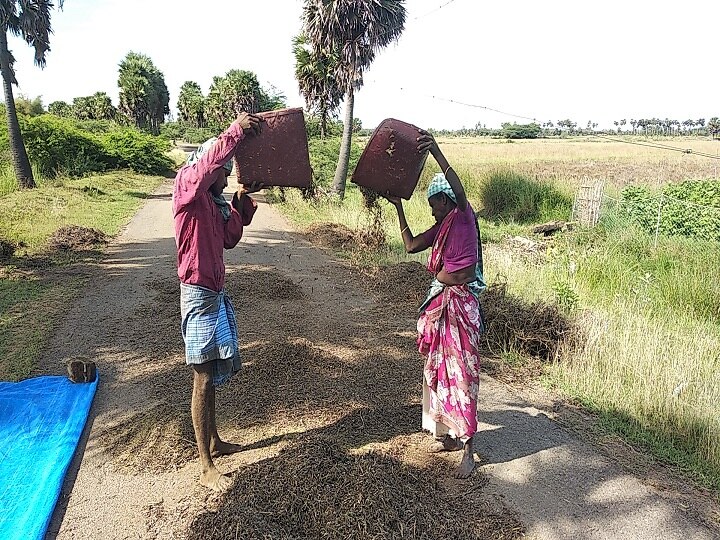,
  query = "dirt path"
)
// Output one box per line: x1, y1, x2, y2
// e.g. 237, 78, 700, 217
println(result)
42, 181, 717, 539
